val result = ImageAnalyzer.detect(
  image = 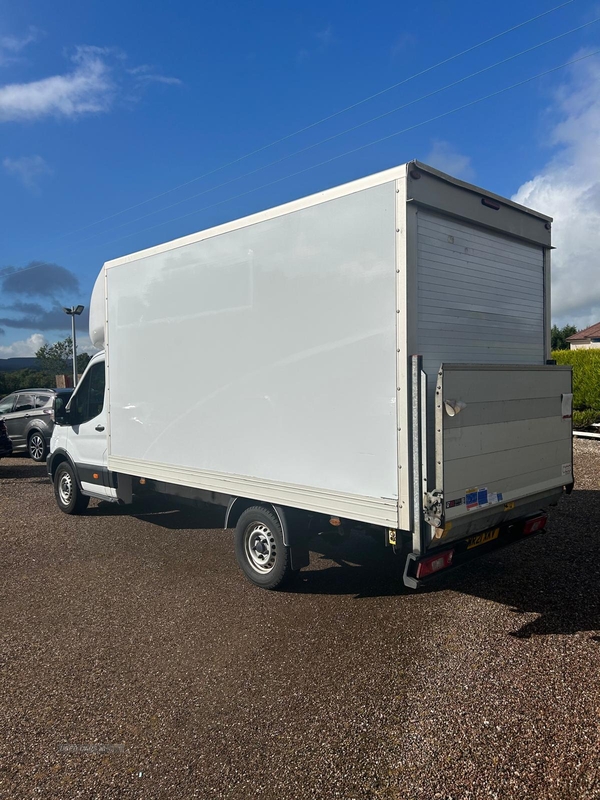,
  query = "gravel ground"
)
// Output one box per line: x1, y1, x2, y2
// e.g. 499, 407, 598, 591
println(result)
0, 439, 598, 799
